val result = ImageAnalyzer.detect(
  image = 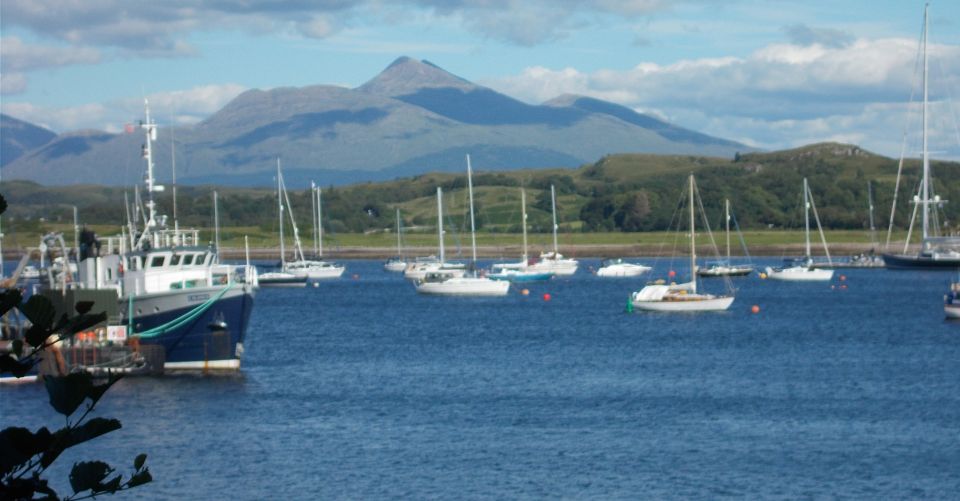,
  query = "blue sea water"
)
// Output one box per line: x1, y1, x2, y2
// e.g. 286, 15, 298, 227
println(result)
3, 258, 960, 499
